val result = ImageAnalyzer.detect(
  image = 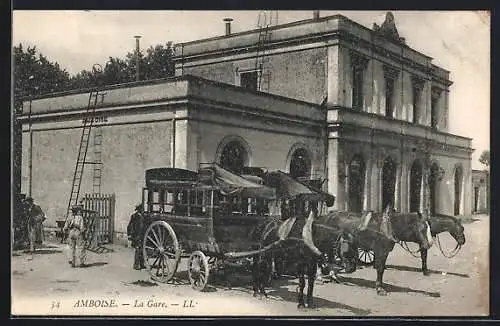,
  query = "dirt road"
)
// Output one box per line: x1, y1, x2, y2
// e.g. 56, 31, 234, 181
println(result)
11, 215, 489, 316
